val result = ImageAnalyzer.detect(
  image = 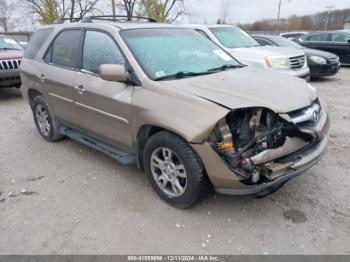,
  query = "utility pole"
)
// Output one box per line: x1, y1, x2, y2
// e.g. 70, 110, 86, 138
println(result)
275, 0, 291, 33
112, 0, 116, 16
324, 5, 335, 31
